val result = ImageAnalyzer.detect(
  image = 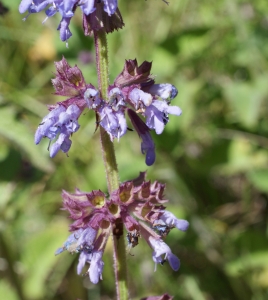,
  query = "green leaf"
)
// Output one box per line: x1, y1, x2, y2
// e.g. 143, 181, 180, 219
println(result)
225, 251, 268, 277
0, 280, 20, 300
247, 170, 268, 193
21, 220, 73, 299
223, 75, 268, 128
0, 107, 54, 173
